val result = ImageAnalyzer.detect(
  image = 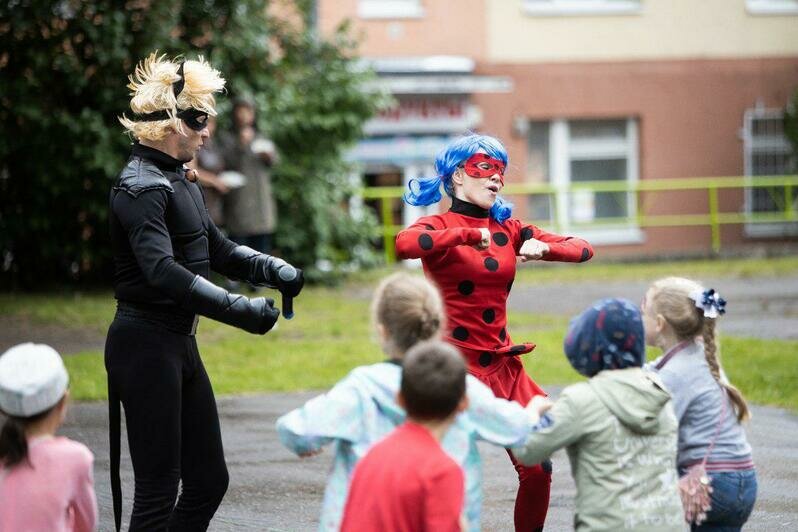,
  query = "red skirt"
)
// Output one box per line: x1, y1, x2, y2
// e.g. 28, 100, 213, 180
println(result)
456, 345, 547, 406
